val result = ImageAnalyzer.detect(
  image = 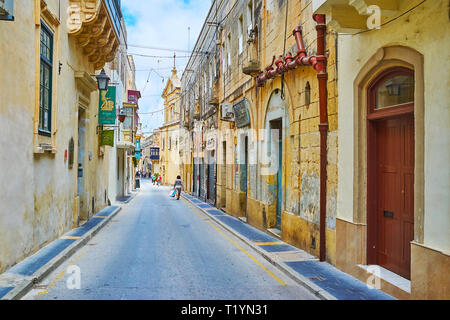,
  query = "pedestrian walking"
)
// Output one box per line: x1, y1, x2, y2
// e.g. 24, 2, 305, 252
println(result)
157, 175, 162, 186
173, 175, 183, 200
